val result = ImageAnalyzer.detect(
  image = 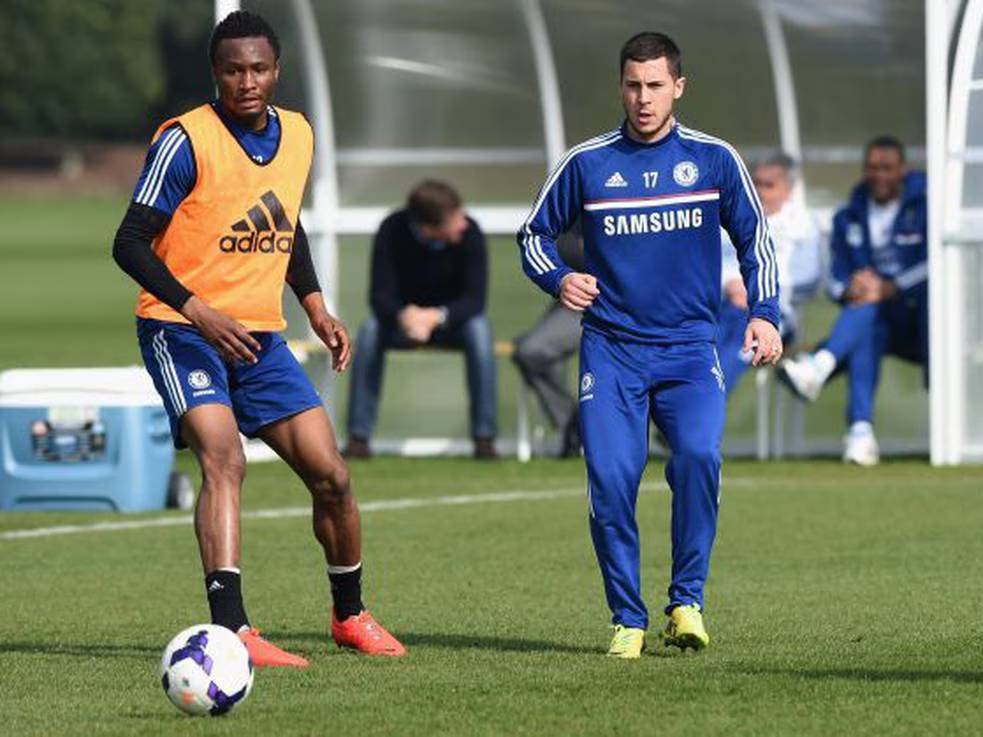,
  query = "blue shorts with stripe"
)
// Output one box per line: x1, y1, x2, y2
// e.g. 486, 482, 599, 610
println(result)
137, 318, 322, 448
